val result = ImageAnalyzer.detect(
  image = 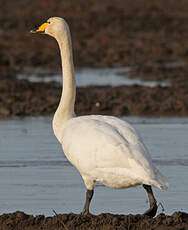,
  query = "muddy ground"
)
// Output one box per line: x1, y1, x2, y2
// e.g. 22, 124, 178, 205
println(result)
1, 0, 188, 85
0, 0, 188, 118
0, 211, 188, 230
0, 0, 188, 71
0, 78, 188, 118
